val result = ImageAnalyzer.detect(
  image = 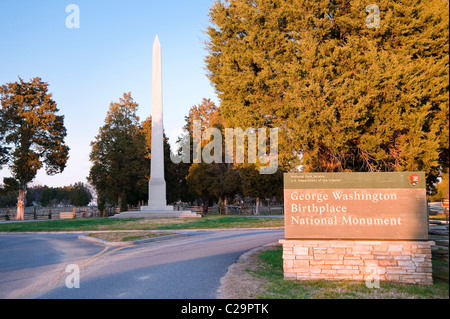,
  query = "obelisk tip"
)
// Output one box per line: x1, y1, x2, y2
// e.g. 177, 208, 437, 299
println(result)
154, 35, 160, 46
